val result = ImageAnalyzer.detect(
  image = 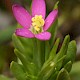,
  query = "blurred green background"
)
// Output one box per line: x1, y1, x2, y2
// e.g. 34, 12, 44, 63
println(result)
0, 0, 80, 80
